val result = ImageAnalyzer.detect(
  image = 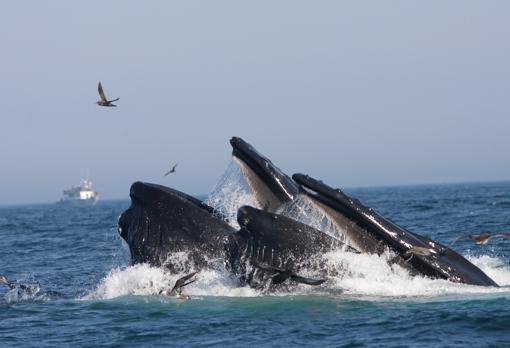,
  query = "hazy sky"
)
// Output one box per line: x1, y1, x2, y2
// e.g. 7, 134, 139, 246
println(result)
1, 1, 509, 205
